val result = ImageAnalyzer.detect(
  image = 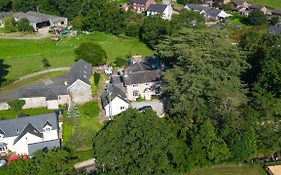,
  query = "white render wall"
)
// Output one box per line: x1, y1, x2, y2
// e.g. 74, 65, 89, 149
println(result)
126, 82, 156, 101
21, 97, 47, 109
58, 95, 70, 105
0, 102, 9, 110
104, 97, 129, 117
47, 100, 59, 109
